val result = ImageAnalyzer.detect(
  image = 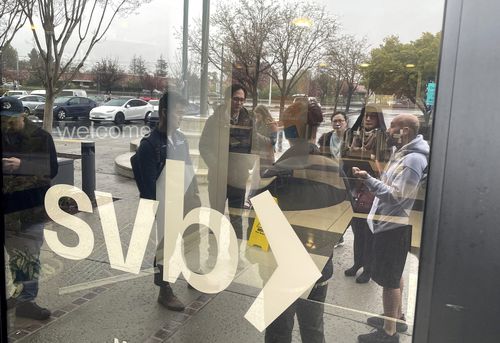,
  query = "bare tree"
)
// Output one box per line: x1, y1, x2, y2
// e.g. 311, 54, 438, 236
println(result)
267, 2, 339, 116
21, 0, 150, 131
327, 35, 368, 113
170, 50, 200, 99
0, 0, 29, 84
129, 55, 147, 76
0, 0, 28, 49
189, 0, 279, 108
155, 54, 168, 77
91, 58, 124, 93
